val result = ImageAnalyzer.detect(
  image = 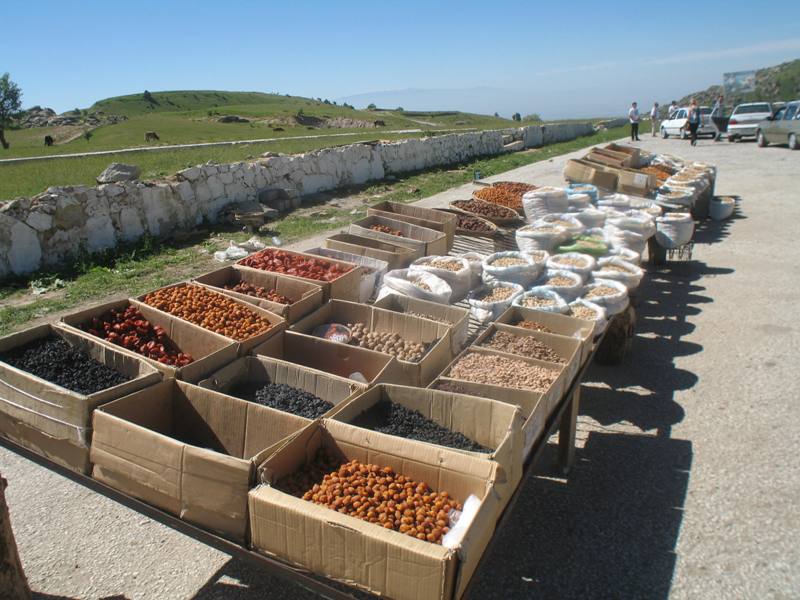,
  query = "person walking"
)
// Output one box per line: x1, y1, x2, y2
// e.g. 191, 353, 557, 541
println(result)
711, 94, 725, 141
668, 100, 678, 118
651, 102, 660, 136
629, 102, 641, 141
686, 99, 701, 146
